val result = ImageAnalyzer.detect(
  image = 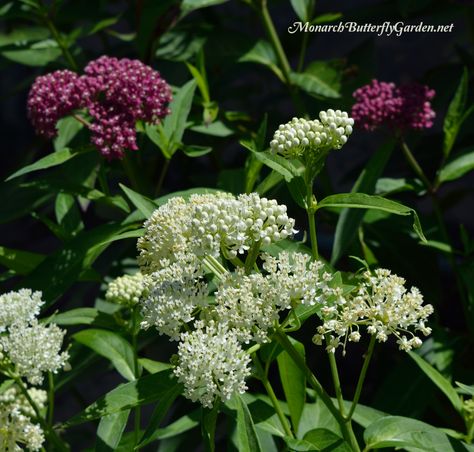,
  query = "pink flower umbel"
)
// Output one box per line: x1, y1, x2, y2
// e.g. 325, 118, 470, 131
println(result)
27, 56, 172, 159
27, 70, 85, 139
351, 79, 435, 132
